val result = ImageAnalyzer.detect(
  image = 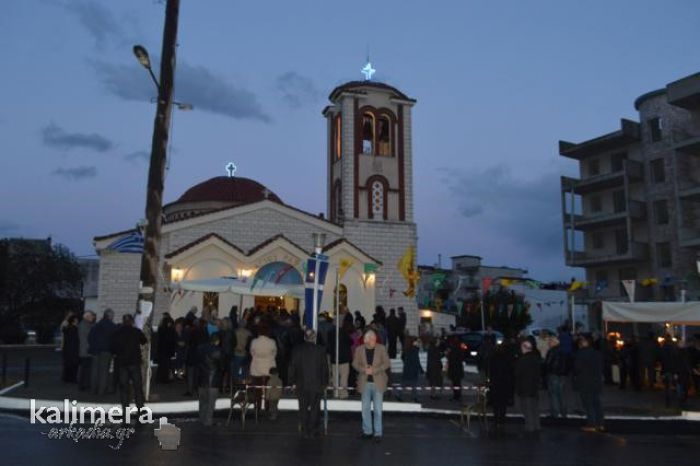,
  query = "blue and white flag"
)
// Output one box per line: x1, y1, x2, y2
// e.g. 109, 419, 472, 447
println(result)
303, 254, 329, 329
107, 231, 144, 253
